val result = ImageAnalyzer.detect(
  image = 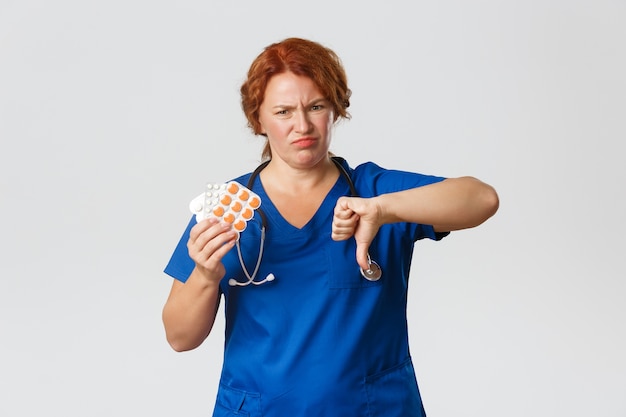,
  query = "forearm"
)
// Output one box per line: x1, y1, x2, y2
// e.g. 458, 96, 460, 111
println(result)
377, 176, 499, 232
162, 268, 221, 352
